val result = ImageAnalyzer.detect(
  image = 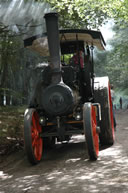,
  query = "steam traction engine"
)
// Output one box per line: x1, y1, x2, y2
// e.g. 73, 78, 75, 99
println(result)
24, 13, 115, 165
